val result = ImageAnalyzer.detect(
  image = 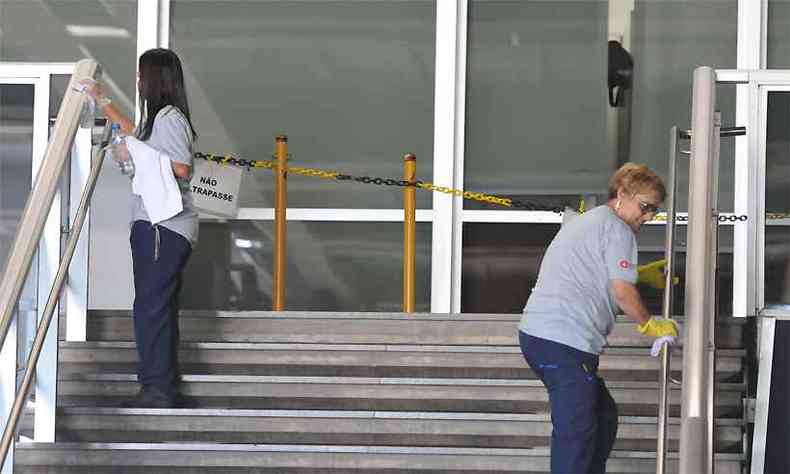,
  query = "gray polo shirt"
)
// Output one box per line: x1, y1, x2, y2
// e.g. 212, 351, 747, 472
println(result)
130, 106, 199, 246
519, 205, 638, 354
